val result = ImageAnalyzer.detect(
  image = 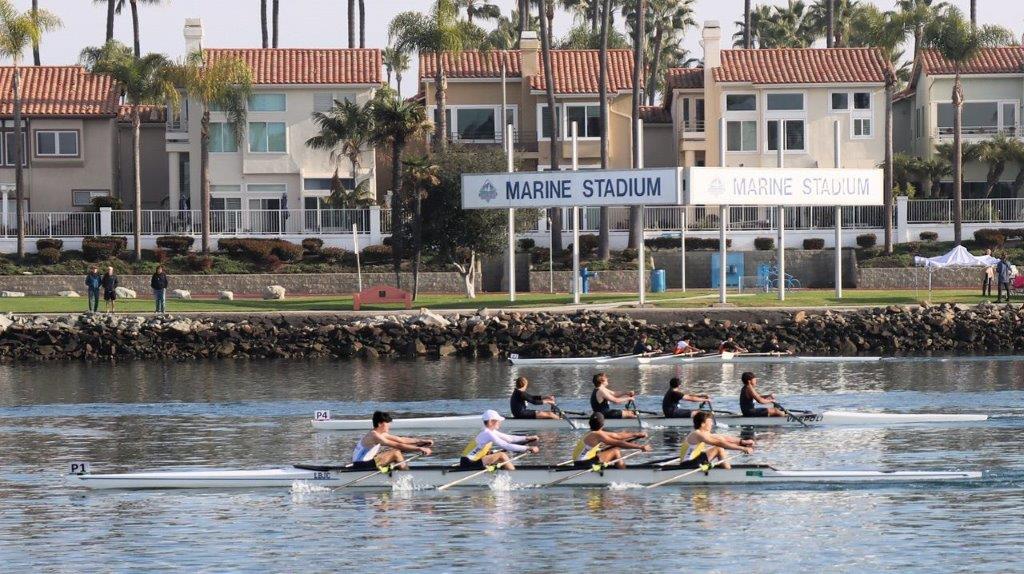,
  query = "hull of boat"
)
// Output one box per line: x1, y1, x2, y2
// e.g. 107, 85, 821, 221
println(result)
67, 464, 981, 490
311, 411, 987, 431
510, 354, 882, 366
